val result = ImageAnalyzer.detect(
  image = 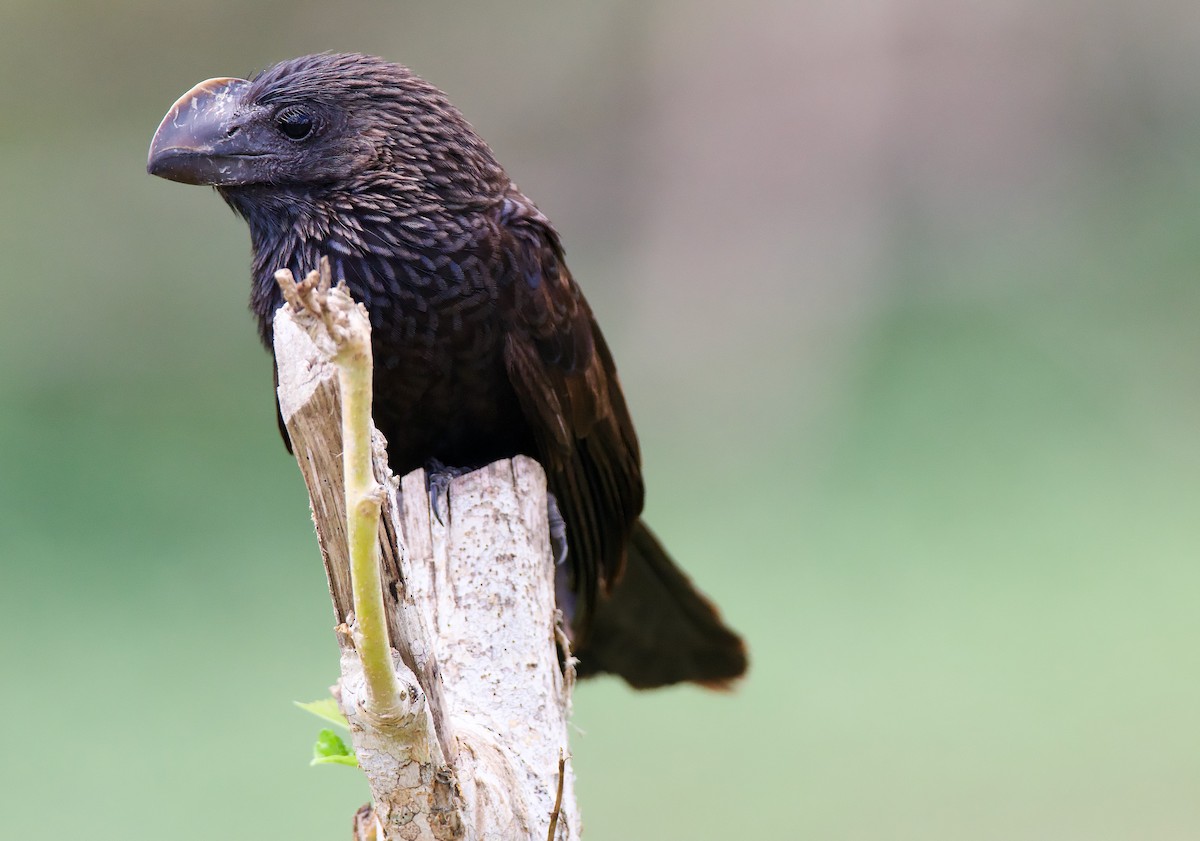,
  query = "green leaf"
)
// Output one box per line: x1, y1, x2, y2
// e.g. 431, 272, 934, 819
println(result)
294, 697, 350, 730
311, 728, 357, 767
